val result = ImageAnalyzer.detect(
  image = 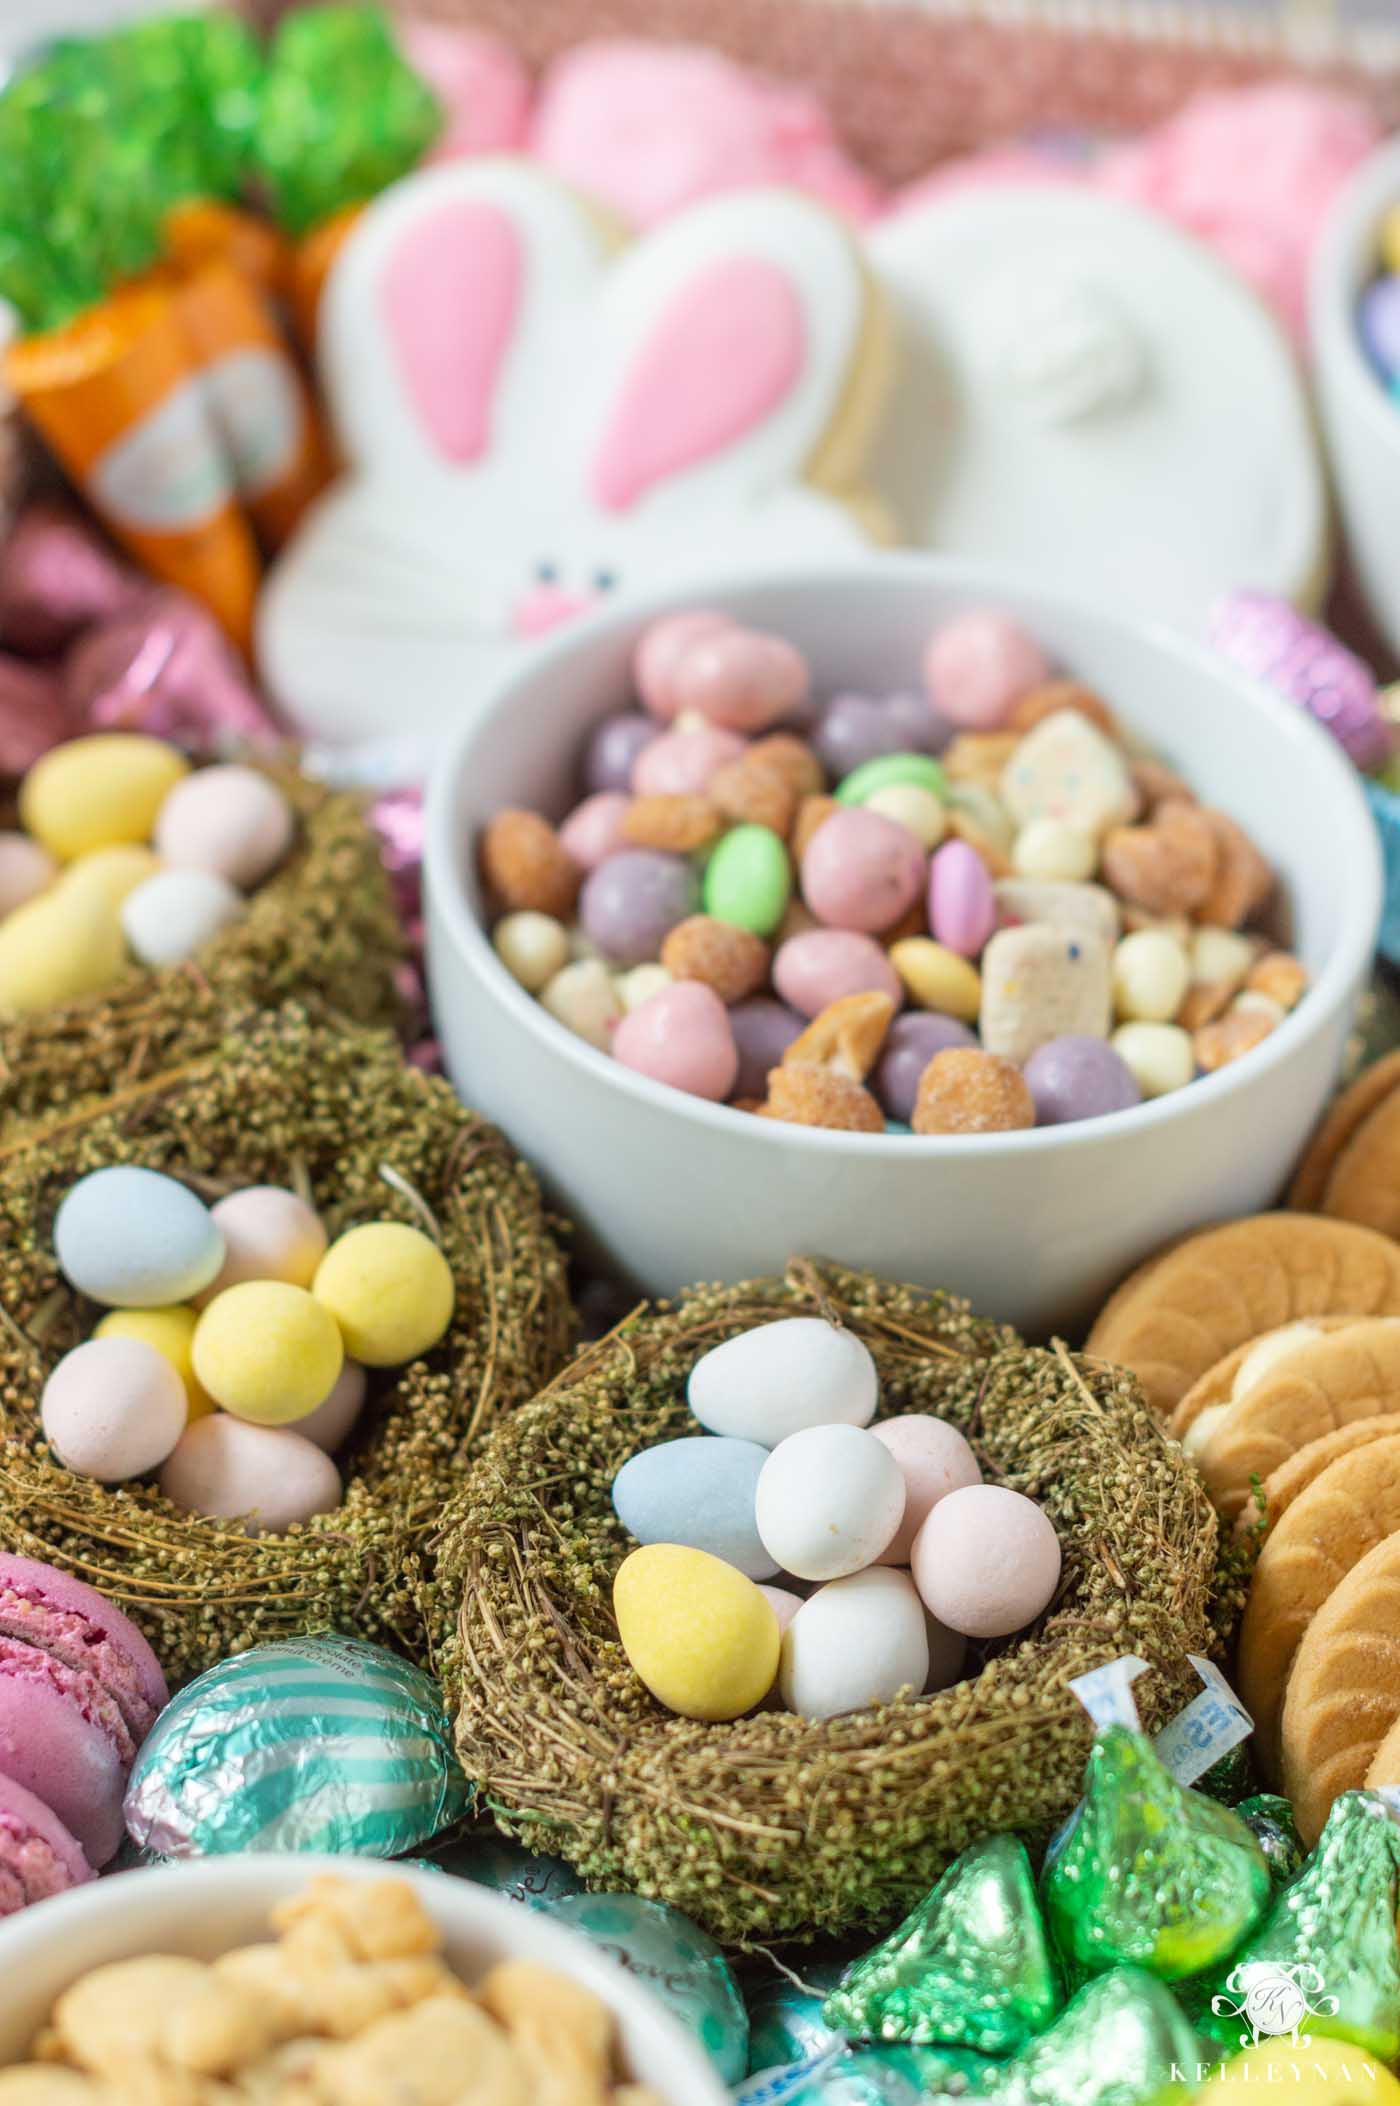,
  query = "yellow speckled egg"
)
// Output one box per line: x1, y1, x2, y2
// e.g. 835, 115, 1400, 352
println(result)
20, 734, 188, 861
59, 844, 163, 910
192, 1280, 344, 1426
613, 1544, 780, 1721
95, 1305, 215, 1421
1193, 2039, 1400, 2105
312, 1222, 454, 1367
0, 884, 125, 1013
